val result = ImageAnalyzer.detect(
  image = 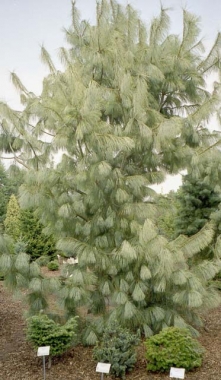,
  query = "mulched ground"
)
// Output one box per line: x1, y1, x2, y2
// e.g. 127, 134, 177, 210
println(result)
1, 277, 221, 380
